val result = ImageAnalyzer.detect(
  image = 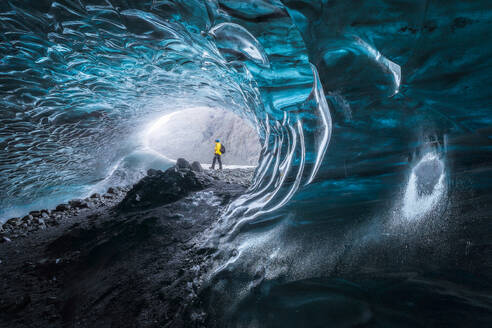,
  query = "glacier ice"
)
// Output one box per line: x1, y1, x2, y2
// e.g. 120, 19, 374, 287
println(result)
1, 0, 491, 326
